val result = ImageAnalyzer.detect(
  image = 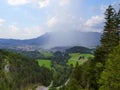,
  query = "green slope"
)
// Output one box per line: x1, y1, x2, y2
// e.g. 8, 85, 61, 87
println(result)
67, 53, 94, 67
38, 59, 51, 69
